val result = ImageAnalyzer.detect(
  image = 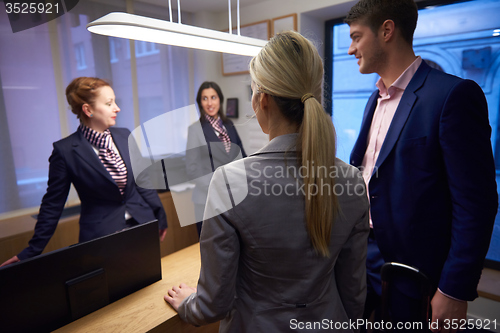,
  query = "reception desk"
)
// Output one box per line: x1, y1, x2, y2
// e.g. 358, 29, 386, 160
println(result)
54, 243, 220, 333
0, 191, 199, 263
